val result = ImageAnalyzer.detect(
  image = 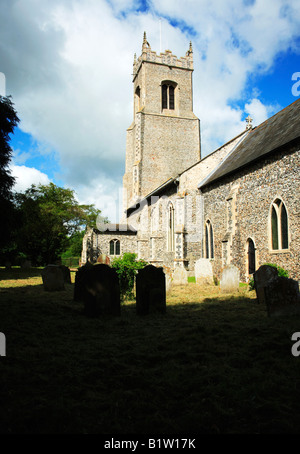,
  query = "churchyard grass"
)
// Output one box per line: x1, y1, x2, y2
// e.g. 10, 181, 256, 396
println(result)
0, 267, 300, 434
